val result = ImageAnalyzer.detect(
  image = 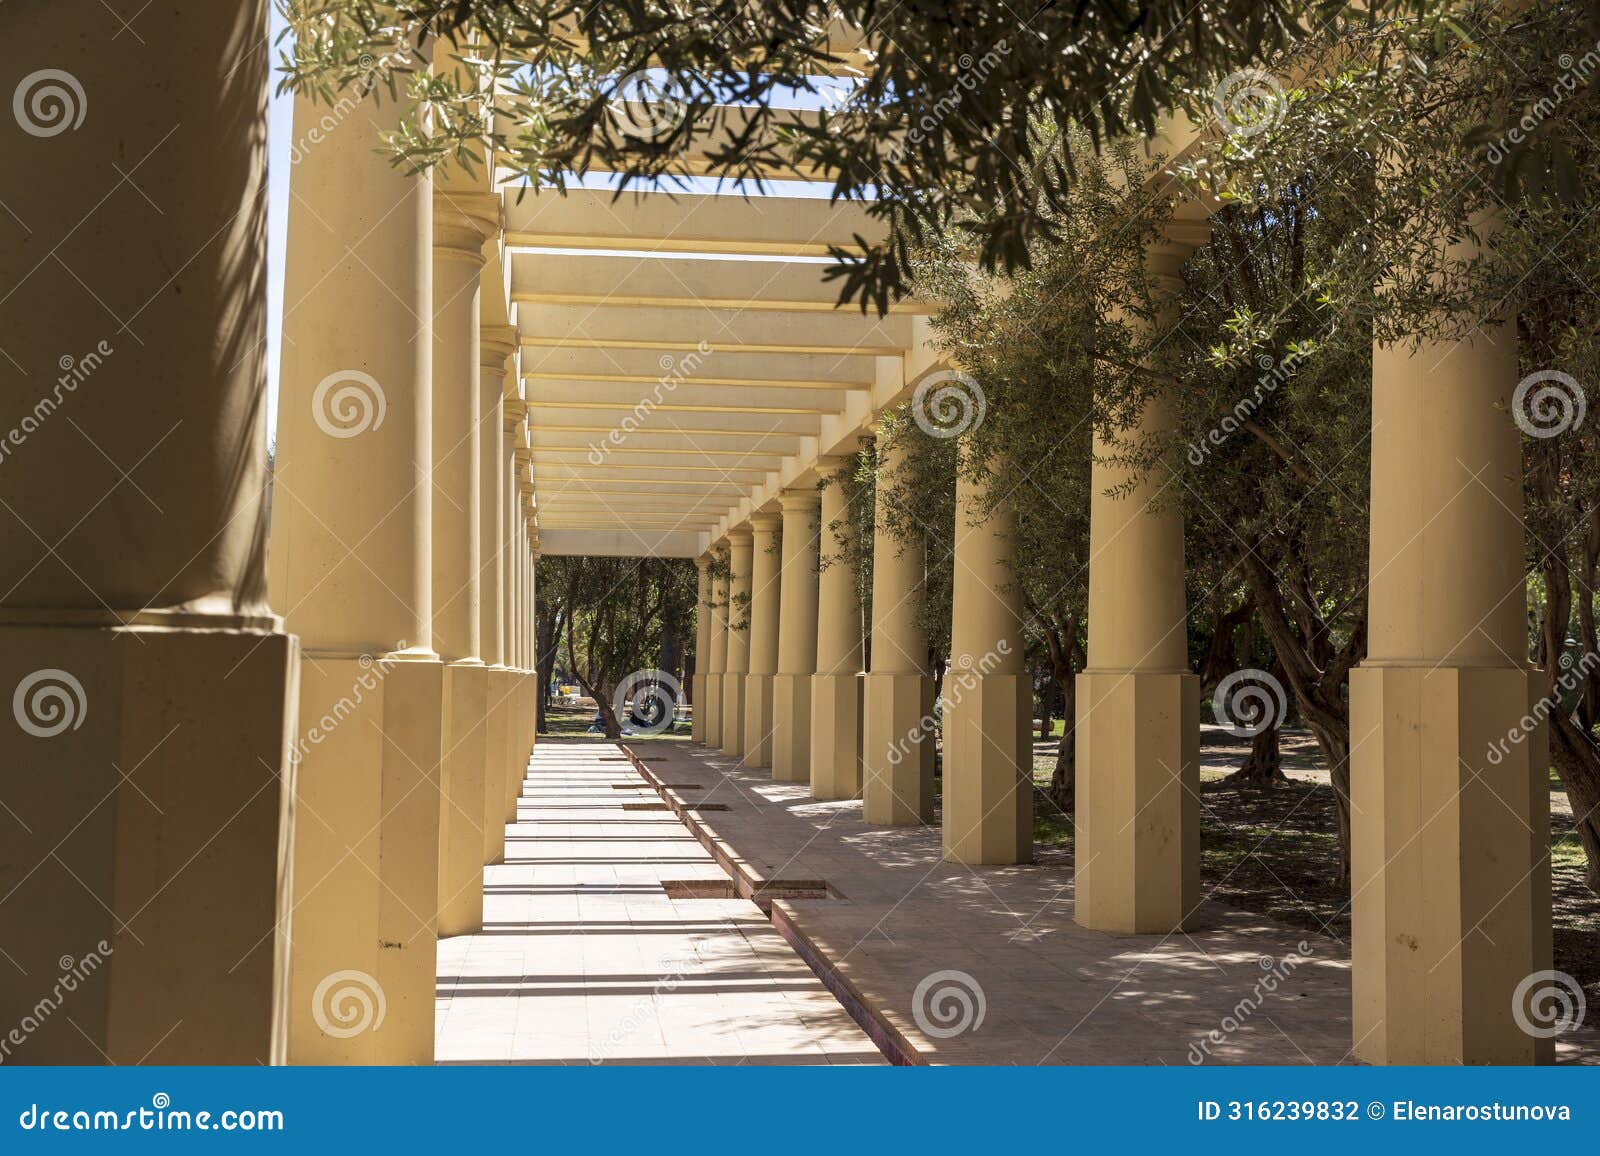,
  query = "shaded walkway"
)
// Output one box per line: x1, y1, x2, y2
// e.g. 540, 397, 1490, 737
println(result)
626, 741, 1600, 1066
434, 740, 884, 1064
